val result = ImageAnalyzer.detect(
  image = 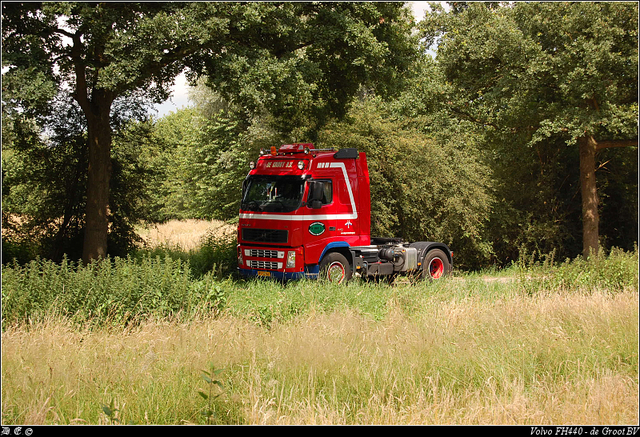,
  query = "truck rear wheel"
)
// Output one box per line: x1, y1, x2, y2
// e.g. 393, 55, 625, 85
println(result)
422, 249, 451, 280
319, 252, 352, 284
